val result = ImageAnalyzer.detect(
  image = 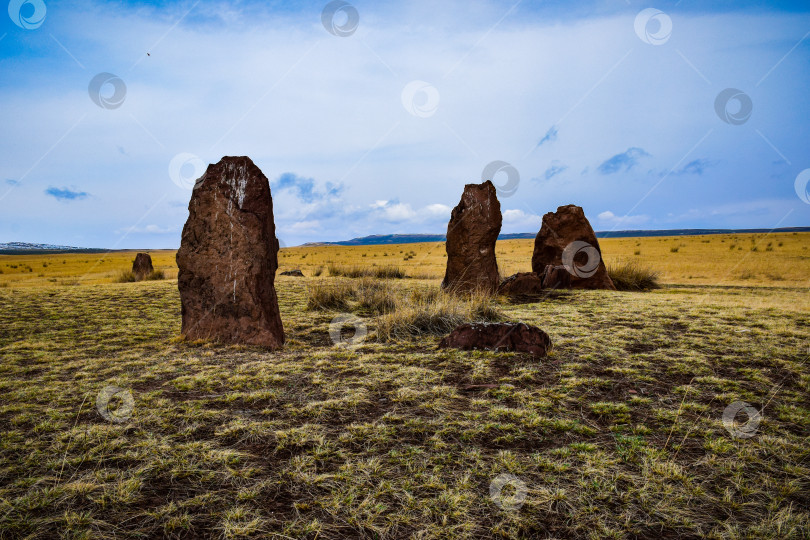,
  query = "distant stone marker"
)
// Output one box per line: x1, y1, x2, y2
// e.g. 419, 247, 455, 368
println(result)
531, 205, 616, 290
132, 253, 153, 280
441, 180, 502, 293
176, 156, 285, 348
